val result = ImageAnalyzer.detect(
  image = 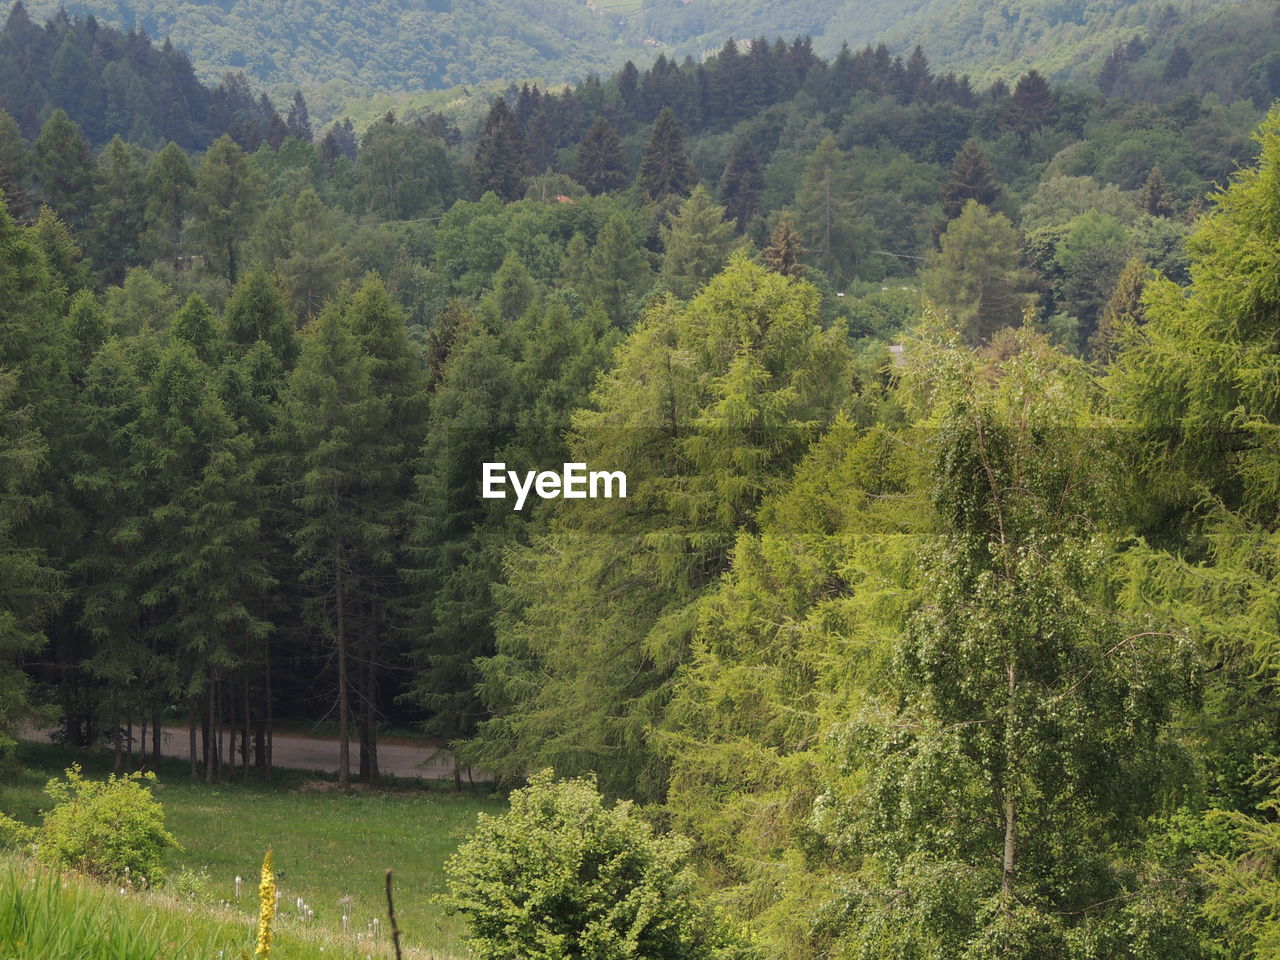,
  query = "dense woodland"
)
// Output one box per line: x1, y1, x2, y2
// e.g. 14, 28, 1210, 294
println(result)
6, 2, 1280, 955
